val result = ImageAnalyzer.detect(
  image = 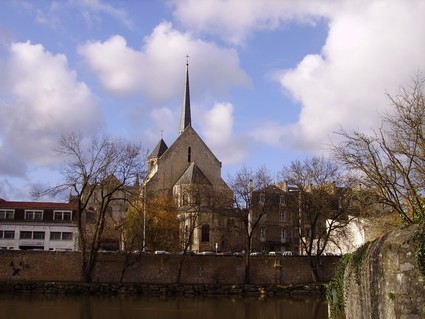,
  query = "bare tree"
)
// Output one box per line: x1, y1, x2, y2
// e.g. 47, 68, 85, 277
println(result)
227, 165, 274, 284
333, 75, 425, 224
35, 132, 147, 282
280, 156, 354, 282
